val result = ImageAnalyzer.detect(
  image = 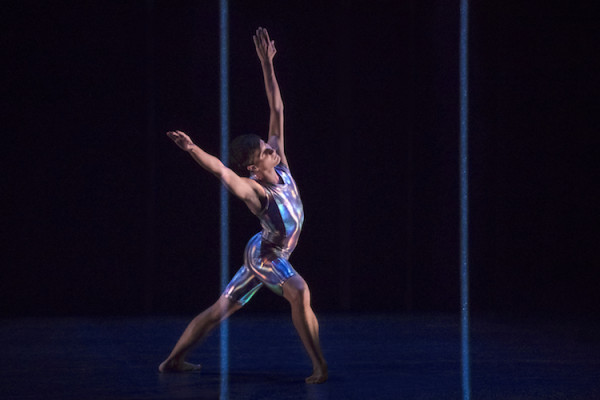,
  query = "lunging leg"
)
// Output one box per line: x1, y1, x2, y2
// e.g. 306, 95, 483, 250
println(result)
159, 295, 241, 372
283, 275, 328, 384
